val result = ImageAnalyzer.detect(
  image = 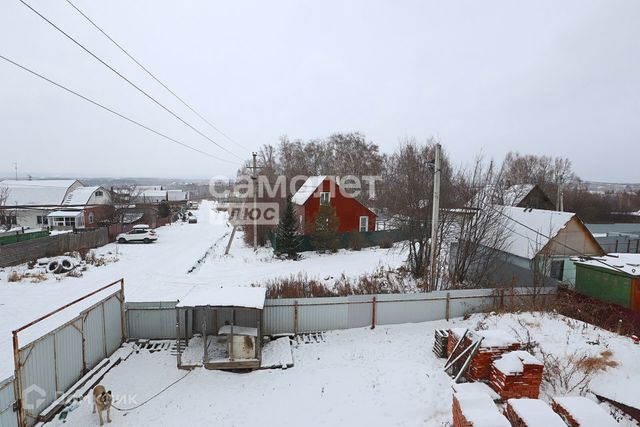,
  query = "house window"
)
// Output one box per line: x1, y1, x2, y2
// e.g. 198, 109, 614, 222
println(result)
359, 216, 369, 232
320, 192, 330, 205
550, 260, 564, 281
88, 212, 95, 224
36, 215, 44, 225
95, 190, 103, 197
